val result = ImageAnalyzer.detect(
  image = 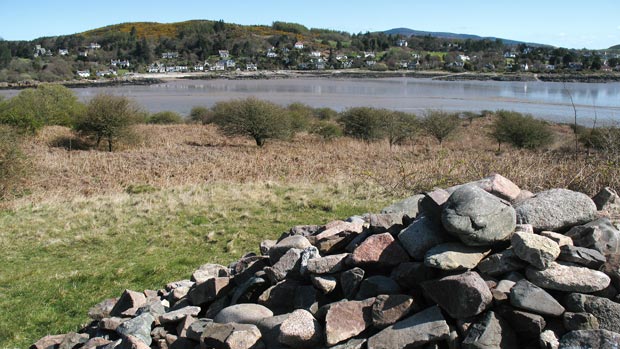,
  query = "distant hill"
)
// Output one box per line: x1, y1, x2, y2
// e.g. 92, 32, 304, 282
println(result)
383, 27, 548, 47
610, 44, 620, 50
